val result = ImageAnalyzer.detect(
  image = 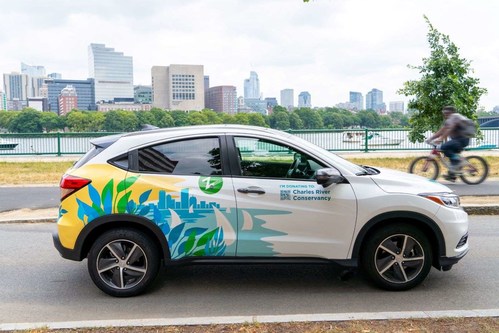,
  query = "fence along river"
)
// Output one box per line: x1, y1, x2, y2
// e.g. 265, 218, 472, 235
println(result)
0, 128, 498, 156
